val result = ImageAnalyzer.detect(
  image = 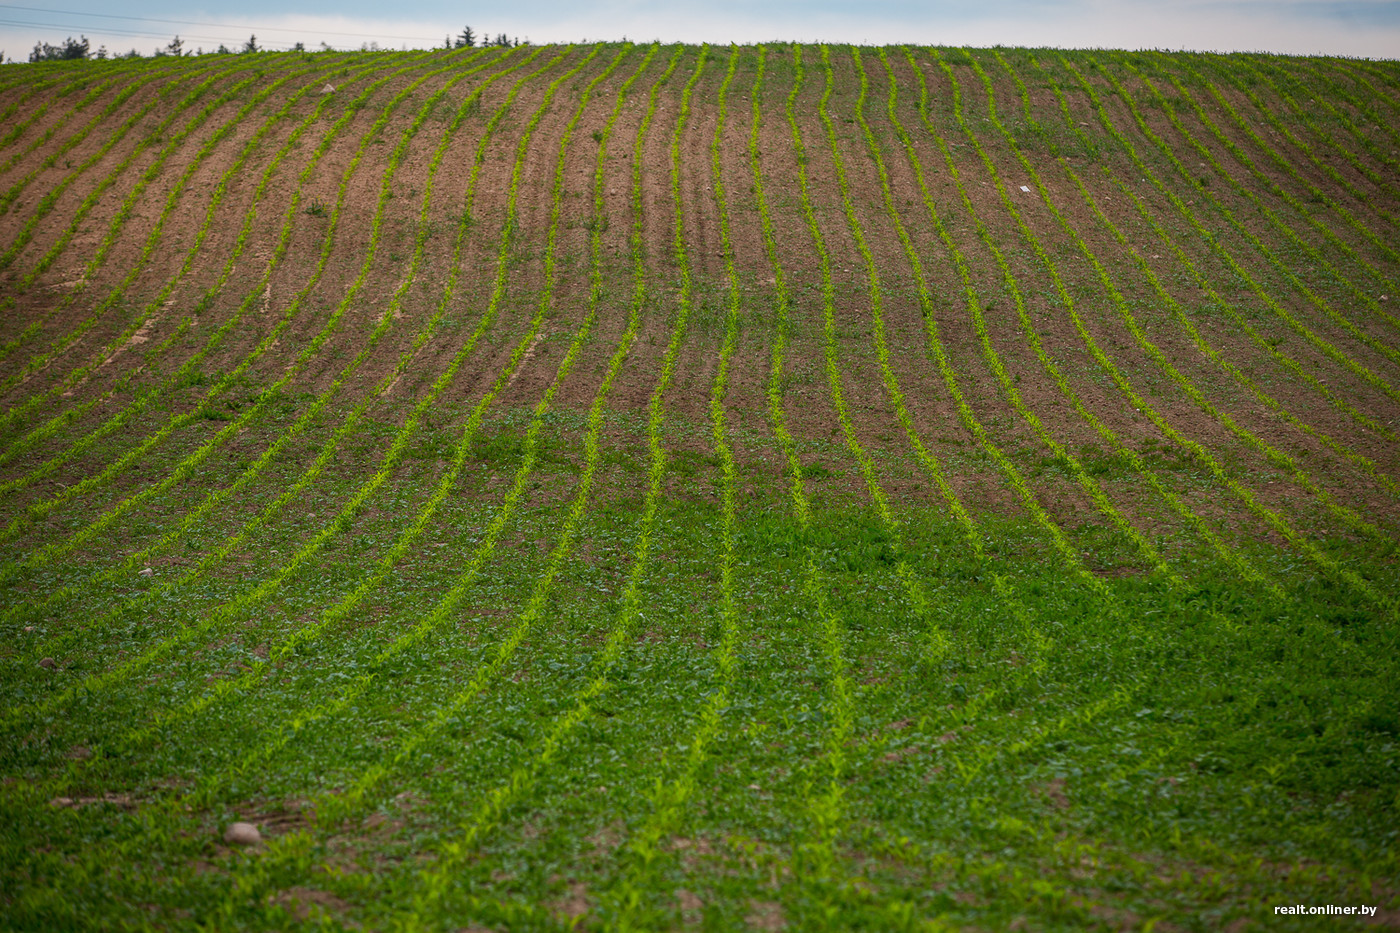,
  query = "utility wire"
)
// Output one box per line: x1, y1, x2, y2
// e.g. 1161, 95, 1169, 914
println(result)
0, 3, 443, 42
0, 17, 321, 47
